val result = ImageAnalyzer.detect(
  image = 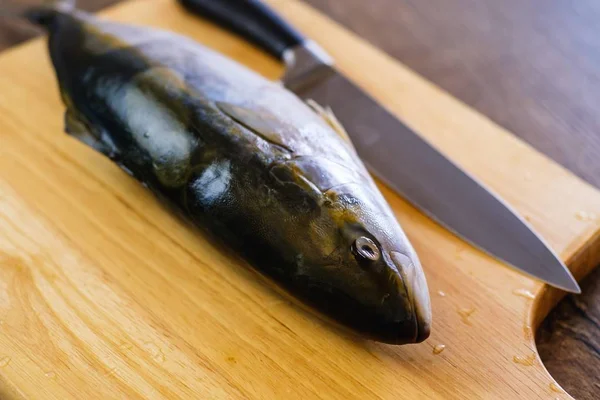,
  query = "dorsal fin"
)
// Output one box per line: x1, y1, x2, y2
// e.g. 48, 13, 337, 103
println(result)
305, 99, 352, 144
